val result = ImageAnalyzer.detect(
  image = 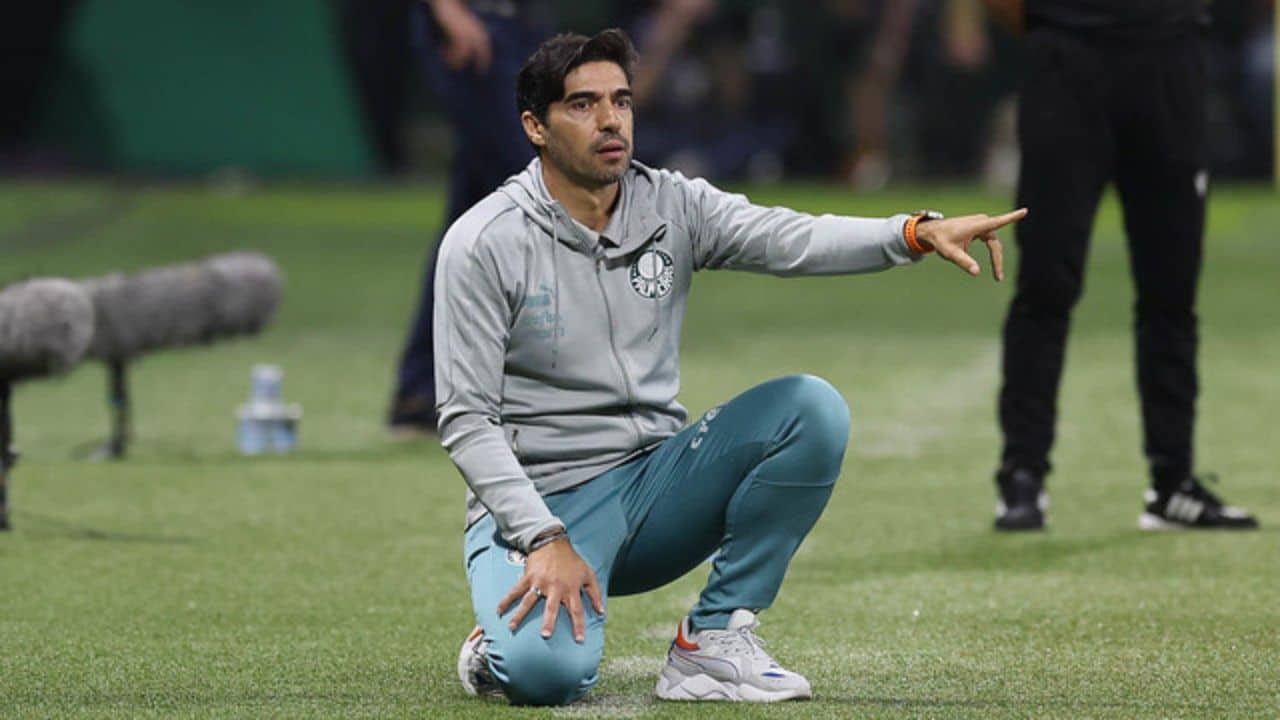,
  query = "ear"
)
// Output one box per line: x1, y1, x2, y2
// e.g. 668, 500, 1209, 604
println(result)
521, 111, 547, 149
